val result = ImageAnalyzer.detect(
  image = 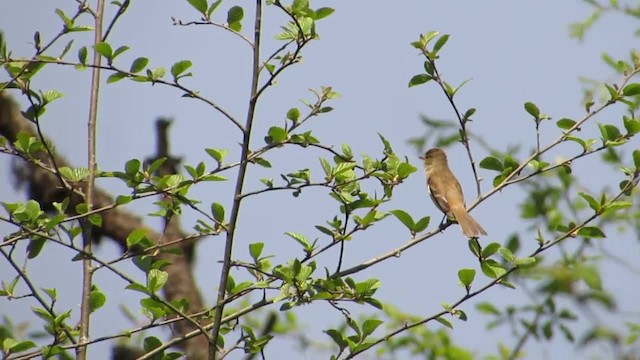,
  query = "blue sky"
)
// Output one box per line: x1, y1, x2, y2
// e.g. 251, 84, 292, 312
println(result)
1, 1, 638, 359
